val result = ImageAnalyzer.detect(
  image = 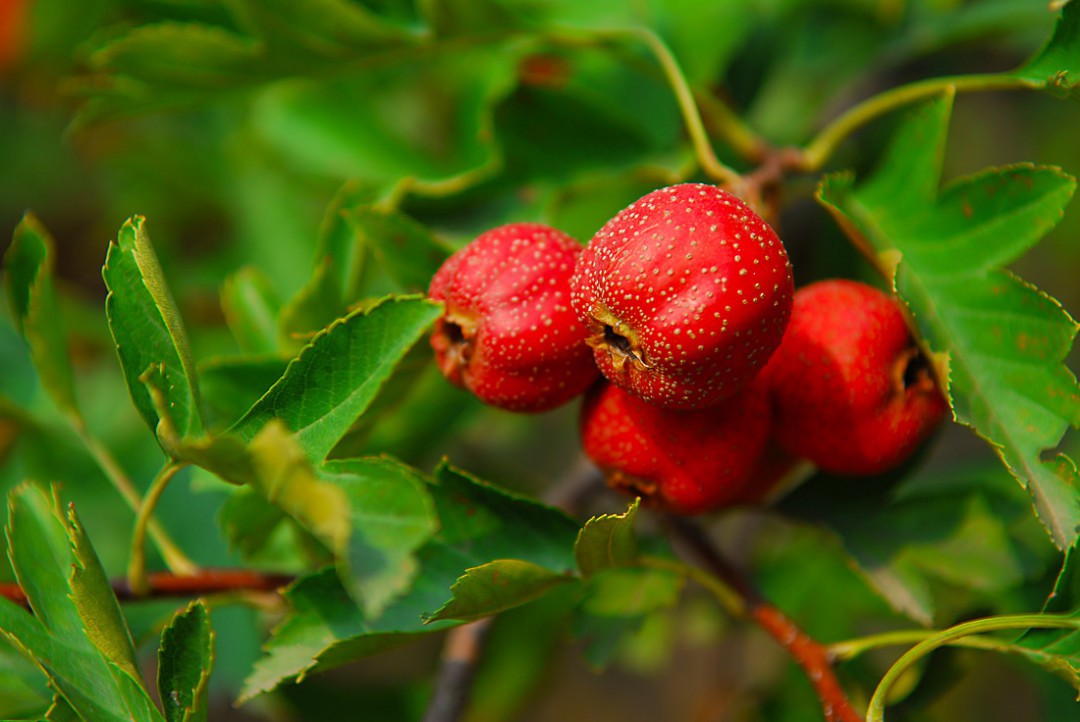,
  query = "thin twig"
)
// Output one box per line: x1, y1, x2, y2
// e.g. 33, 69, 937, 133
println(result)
664, 516, 865, 722
0, 569, 294, 609
421, 618, 495, 722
